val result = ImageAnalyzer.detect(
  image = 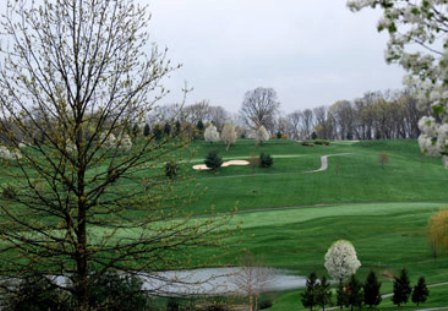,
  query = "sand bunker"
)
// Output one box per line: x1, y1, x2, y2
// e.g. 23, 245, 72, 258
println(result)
193, 160, 250, 171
